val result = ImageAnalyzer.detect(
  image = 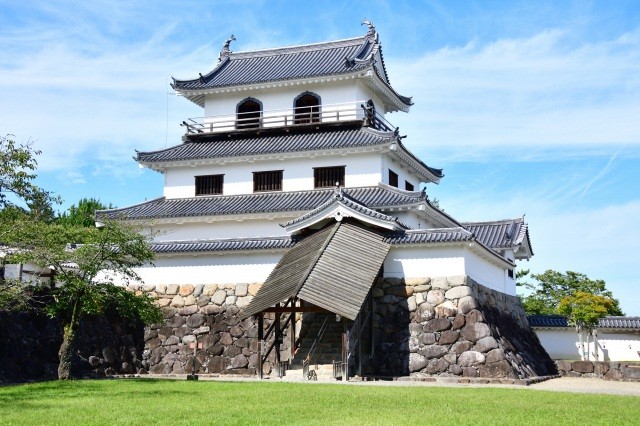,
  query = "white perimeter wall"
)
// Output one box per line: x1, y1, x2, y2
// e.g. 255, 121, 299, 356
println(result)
164, 152, 382, 198
535, 328, 640, 361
